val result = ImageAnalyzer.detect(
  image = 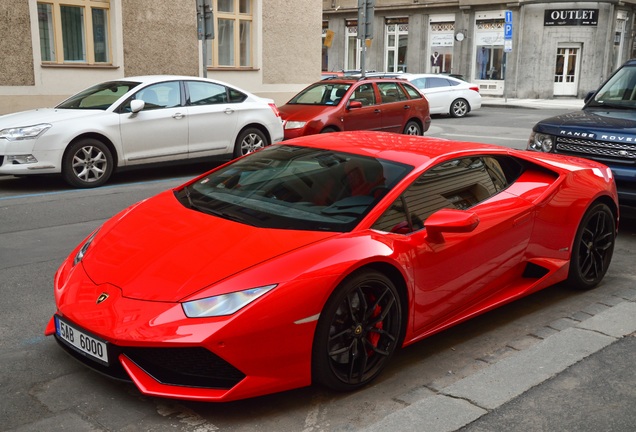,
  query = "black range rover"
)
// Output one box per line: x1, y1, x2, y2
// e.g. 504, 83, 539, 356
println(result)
528, 59, 636, 203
